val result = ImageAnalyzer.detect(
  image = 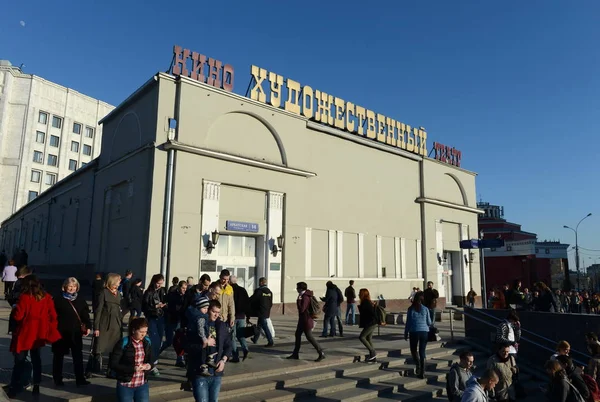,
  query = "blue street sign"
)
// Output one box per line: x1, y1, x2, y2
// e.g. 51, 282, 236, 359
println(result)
479, 239, 505, 249
459, 238, 505, 249
460, 239, 479, 249
226, 220, 259, 233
